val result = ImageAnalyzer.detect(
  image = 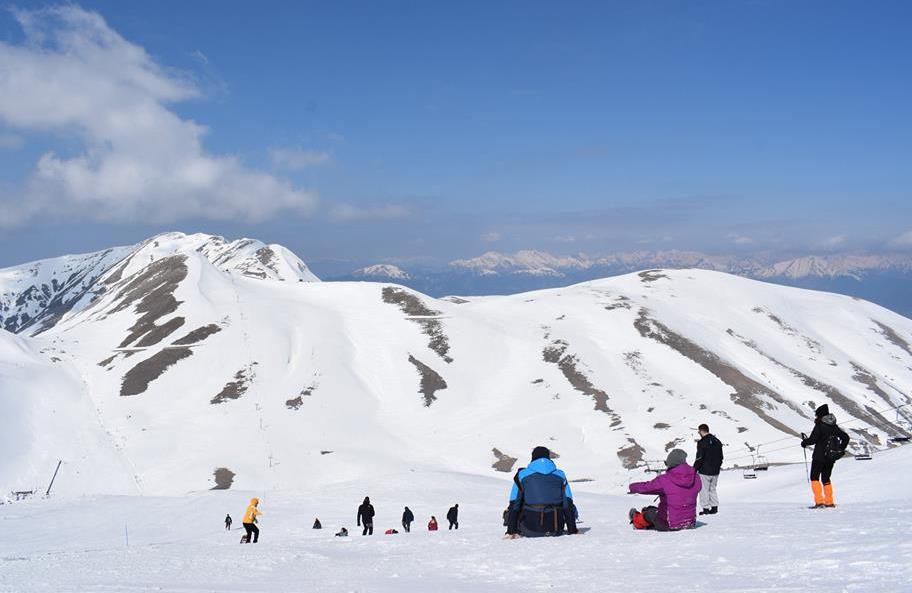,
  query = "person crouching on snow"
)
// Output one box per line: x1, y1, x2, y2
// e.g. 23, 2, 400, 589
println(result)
628, 449, 701, 531
505, 446, 579, 538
